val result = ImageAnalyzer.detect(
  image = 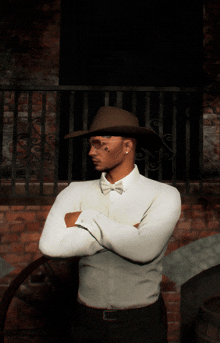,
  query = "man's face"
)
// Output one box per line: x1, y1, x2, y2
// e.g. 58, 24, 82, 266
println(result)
88, 136, 126, 172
